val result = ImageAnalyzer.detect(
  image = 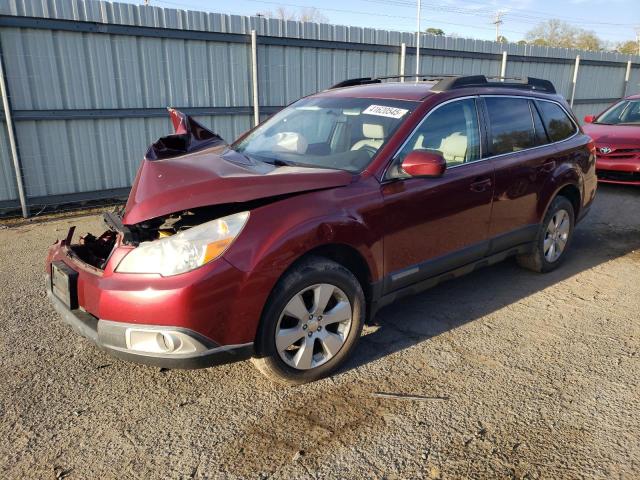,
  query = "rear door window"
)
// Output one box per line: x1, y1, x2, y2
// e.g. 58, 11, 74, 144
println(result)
536, 101, 577, 142
484, 97, 536, 155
